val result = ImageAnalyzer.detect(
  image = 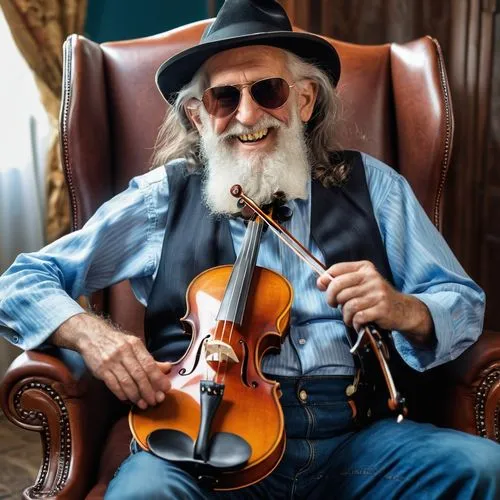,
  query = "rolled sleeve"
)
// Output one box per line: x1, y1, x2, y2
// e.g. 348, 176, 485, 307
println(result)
392, 288, 485, 371
0, 293, 85, 350
0, 167, 169, 350
364, 153, 486, 371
